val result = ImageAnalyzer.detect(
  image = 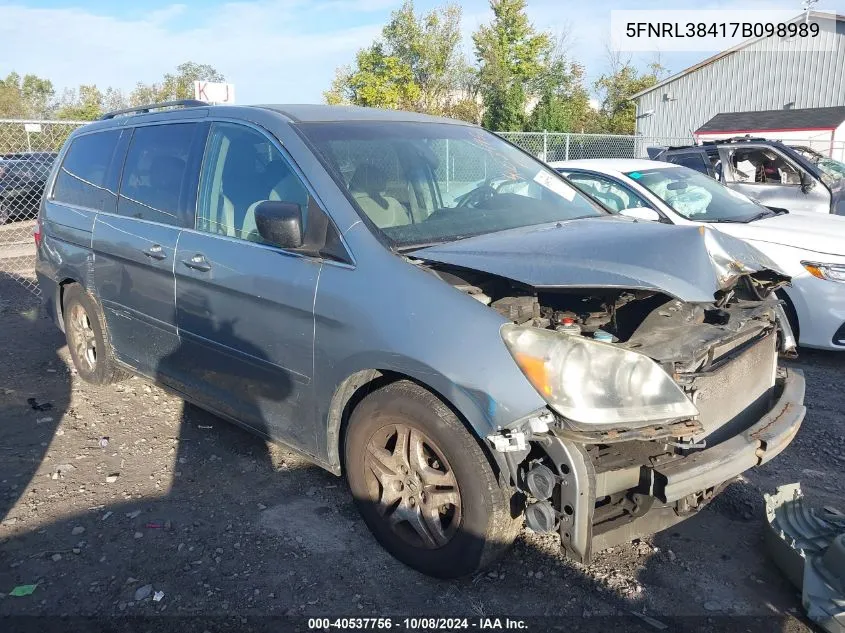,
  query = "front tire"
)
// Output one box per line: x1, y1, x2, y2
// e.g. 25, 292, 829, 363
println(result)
62, 284, 127, 385
344, 380, 521, 578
